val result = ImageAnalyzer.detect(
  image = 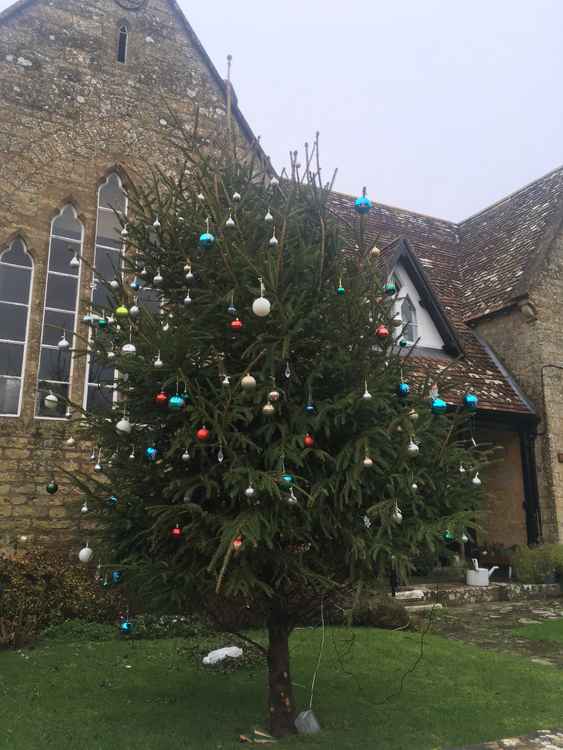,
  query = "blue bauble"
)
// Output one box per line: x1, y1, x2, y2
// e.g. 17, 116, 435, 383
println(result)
398, 382, 410, 398
111, 570, 123, 584
168, 394, 185, 410
431, 397, 447, 415
199, 231, 215, 249
108, 495, 118, 507
464, 393, 478, 411
227, 303, 237, 316
119, 620, 133, 634
304, 402, 316, 415
145, 446, 158, 461
354, 195, 372, 215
